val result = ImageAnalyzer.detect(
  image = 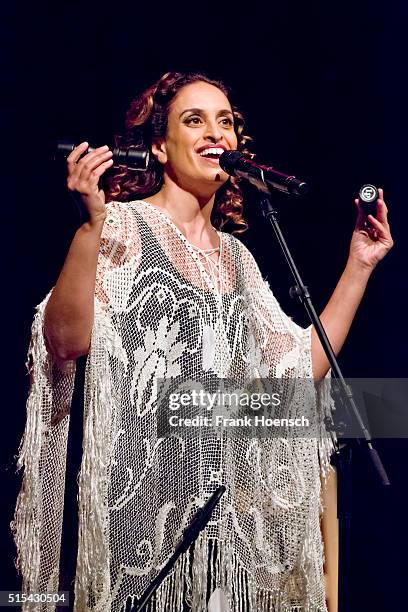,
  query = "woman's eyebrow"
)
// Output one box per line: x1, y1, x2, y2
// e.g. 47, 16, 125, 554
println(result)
179, 108, 234, 118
